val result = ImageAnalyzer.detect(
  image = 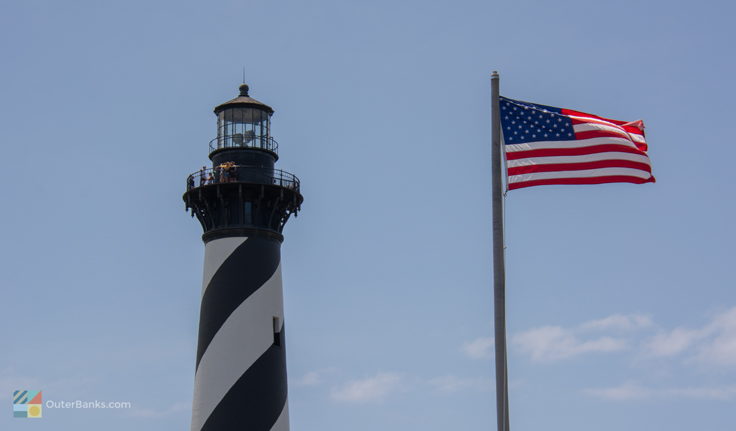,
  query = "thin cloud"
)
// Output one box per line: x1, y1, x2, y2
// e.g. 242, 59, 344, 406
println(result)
644, 327, 704, 357
513, 326, 627, 361
295, 371, 323, 386
579, 314, 653, 332
585, 382, 736, 401
291, 368, 339, 387
643, 306, 736, 366
466, 313, 649, 362
462, 337, 494, 359
330, 373, 403, 403
665, 386, 736, 400
427, 375, 492, 393
584, 381, 651, 400
696, 307, 736, 366
466, 307, 736, 364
